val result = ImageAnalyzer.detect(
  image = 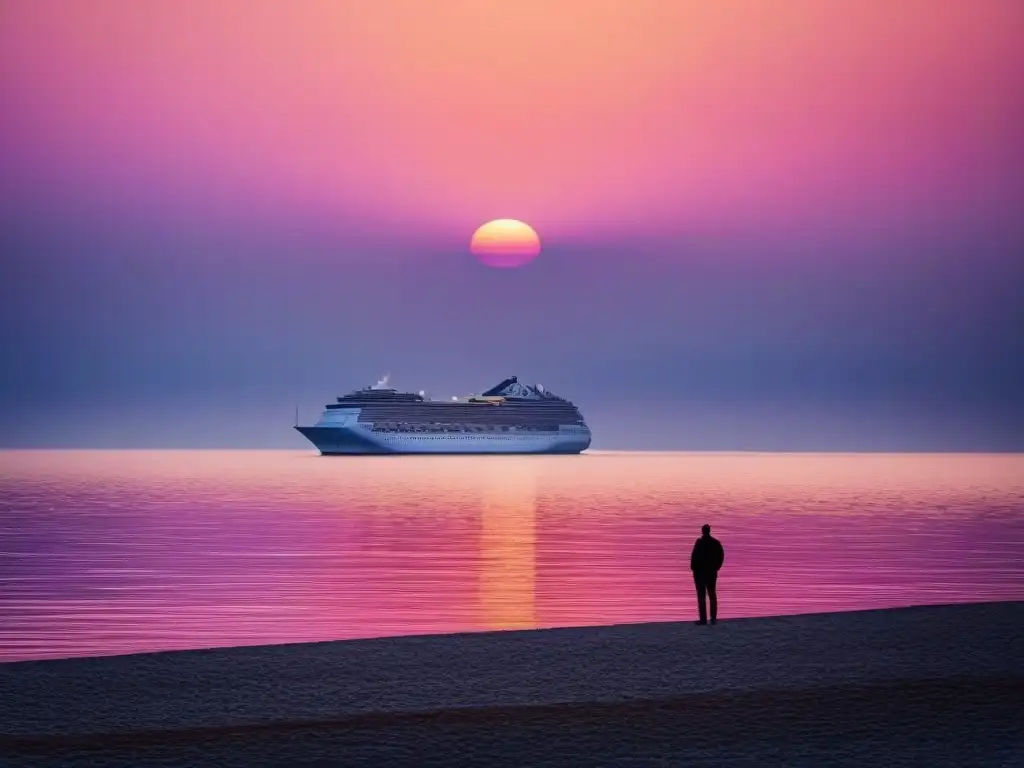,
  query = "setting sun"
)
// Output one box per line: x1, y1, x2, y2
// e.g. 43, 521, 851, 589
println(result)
470, 219, 541, 268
